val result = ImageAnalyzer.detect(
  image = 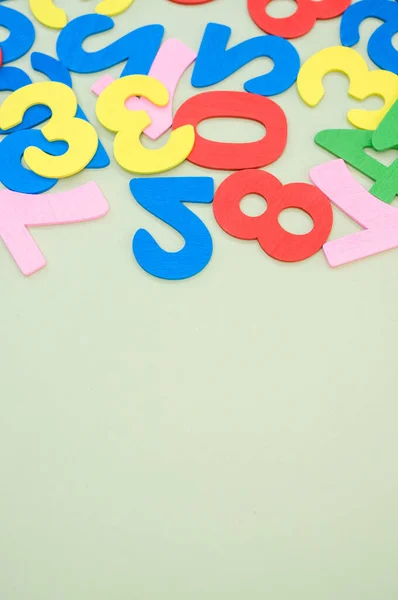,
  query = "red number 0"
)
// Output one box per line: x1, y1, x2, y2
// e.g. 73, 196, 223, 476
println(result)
248, 0, 351, 39
172, 91, 287, 170
213, 169, 333, 262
